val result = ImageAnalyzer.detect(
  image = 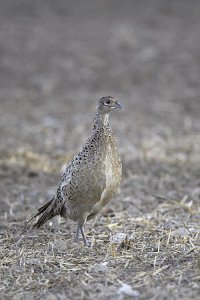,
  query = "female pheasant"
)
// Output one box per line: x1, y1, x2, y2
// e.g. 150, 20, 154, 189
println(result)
31, 96, 123, 246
